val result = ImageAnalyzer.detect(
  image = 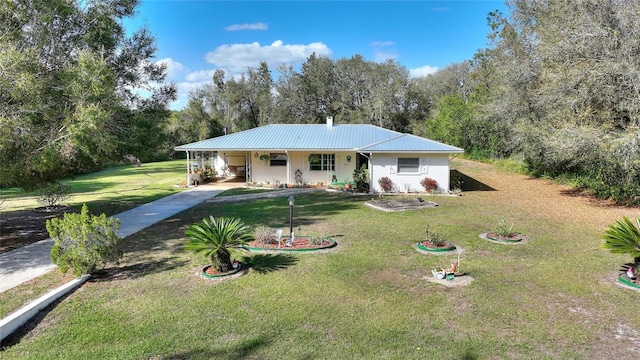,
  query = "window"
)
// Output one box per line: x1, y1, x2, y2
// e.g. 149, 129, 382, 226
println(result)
269, 153, 287, 166
397, 158, 419, 173
309, 154, 335, 171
